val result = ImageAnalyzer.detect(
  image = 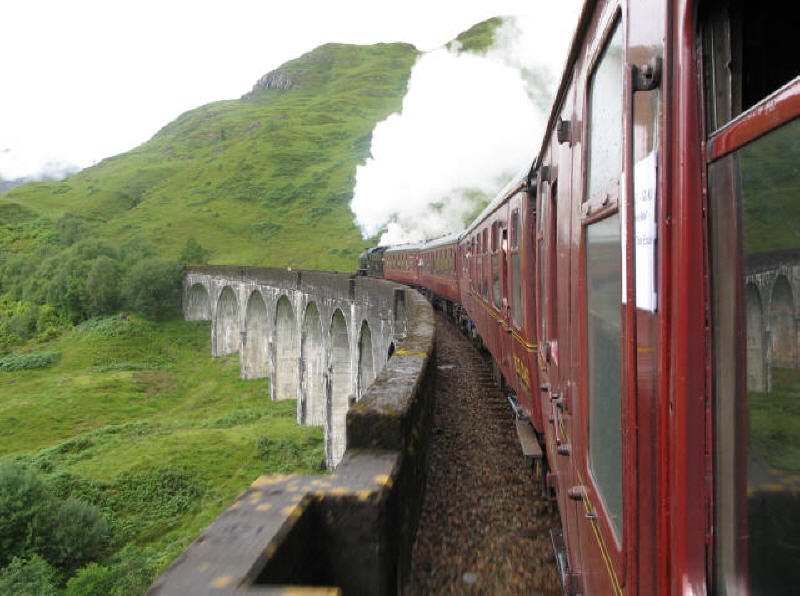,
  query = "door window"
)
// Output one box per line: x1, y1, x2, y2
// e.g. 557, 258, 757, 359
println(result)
709, 117, 800, 595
